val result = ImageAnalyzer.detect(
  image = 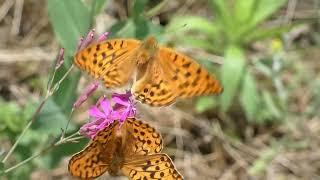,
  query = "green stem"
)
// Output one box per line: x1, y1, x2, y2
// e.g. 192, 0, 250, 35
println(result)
4, 131, 82, 174
61, 109, 74, 139
1, 96, 49, 163
1, 65, 74, 163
